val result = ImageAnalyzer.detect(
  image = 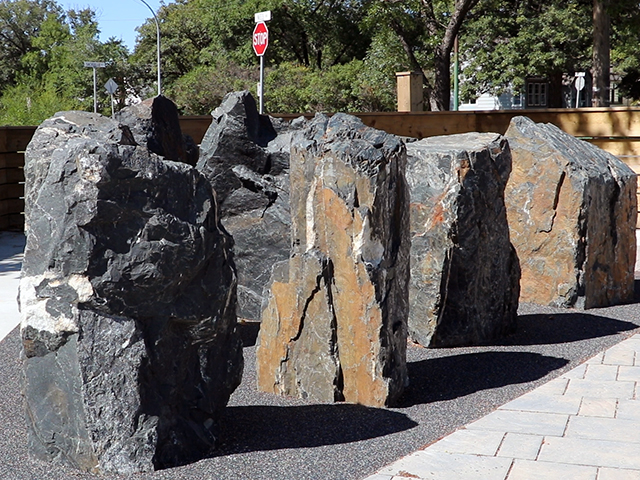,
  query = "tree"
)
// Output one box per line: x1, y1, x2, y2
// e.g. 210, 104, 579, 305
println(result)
0, 2, 133, 125
592, 0, 610, 106
365, 0, 483, 111
459, 0, 593, 107
0, 0, 65, 89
